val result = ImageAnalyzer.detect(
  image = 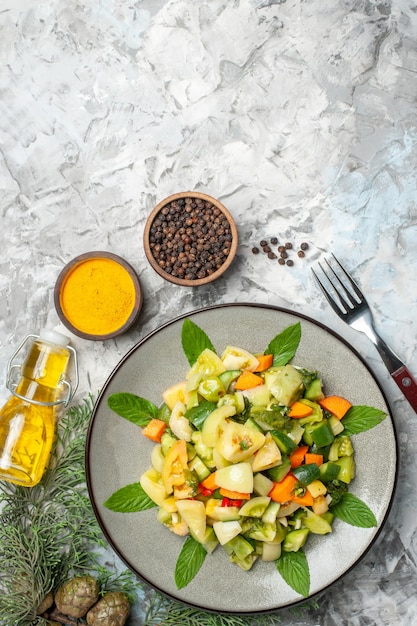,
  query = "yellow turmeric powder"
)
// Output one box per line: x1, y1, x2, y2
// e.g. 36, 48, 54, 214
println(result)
59, 256, 137, 336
